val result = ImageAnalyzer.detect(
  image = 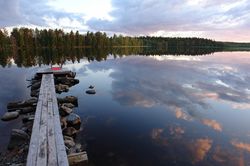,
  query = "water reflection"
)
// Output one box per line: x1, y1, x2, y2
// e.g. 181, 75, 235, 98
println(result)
201, 119, 222, 132
82, 52, 250, 165
190, 138, 213, 163
231, 140, 250, 153
0, 67, 35, 151
212, 146, 246, 166
0, 50, 250, 165
106, 53, 250, 116
0, 46, 221, 68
